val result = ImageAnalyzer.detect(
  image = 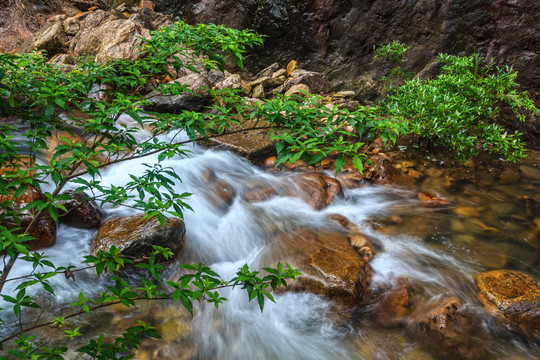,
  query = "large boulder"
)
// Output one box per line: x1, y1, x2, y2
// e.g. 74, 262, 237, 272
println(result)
475, 270, 540, 340
91, 214, 185, 261
266, 227, 371, 306
70, 10, 150, 62
18, 20, 69, 57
